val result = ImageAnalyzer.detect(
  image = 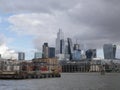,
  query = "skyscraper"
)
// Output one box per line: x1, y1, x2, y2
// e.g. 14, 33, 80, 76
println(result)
42, 43, 49, 58
64, 40, 70, 60
55, 29, 65, 60
60, 39, 65, 54
103, 44, 116, 59
48, 47, 55, 58
18, 52, 25, 60
56, 29, 64, 55
67, 38, 73, 60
